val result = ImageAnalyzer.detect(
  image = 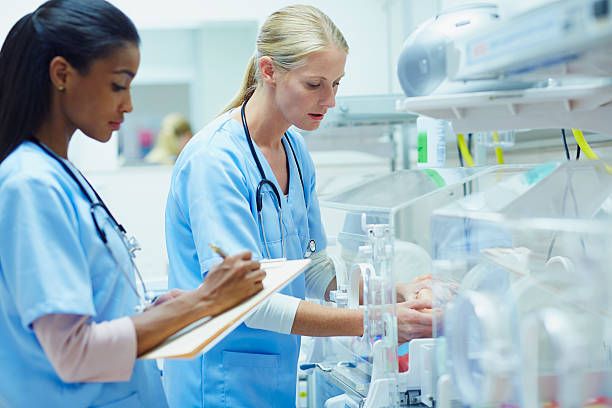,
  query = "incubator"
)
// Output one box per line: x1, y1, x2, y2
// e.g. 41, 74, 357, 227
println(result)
431, 161, 612, 407
305, 164, 548, 407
